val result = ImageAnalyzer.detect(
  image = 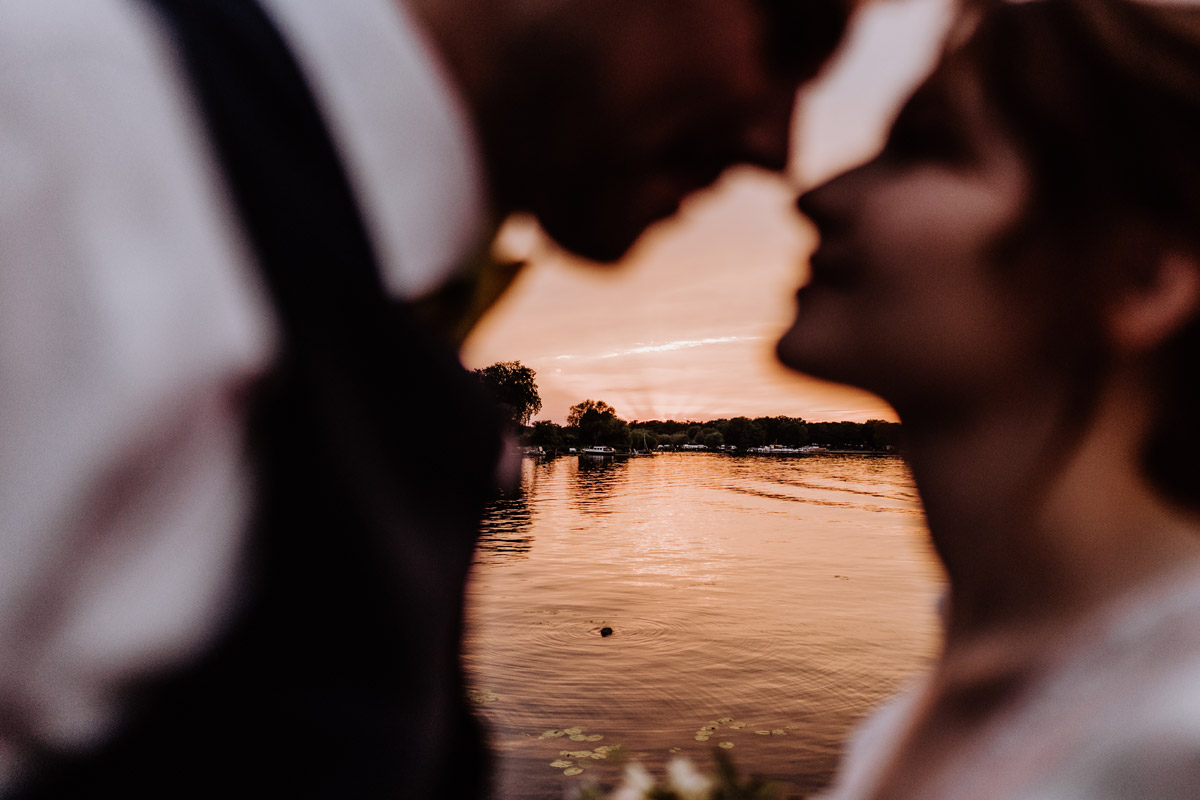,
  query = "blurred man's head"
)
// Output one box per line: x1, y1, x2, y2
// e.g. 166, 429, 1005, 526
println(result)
410, 0, 851, 262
